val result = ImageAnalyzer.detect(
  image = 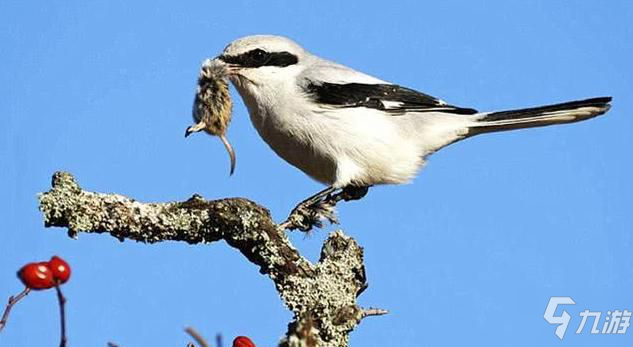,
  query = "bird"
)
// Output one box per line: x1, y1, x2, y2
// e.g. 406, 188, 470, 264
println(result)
209, 34, 611, 231
186, 58, 236, 175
